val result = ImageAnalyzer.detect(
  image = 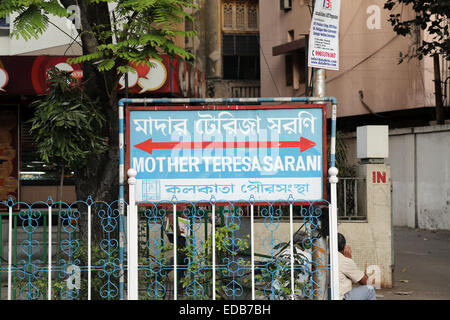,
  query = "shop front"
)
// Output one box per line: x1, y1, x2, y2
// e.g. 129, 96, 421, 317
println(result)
0, 55, 205, 205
